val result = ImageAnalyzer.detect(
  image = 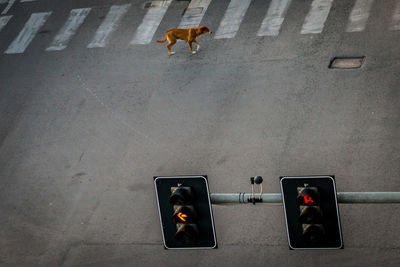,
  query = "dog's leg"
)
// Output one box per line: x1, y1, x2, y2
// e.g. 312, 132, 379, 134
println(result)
167, 37, 176, 55
188, 42, 196, 54
193, 40, 200, 51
